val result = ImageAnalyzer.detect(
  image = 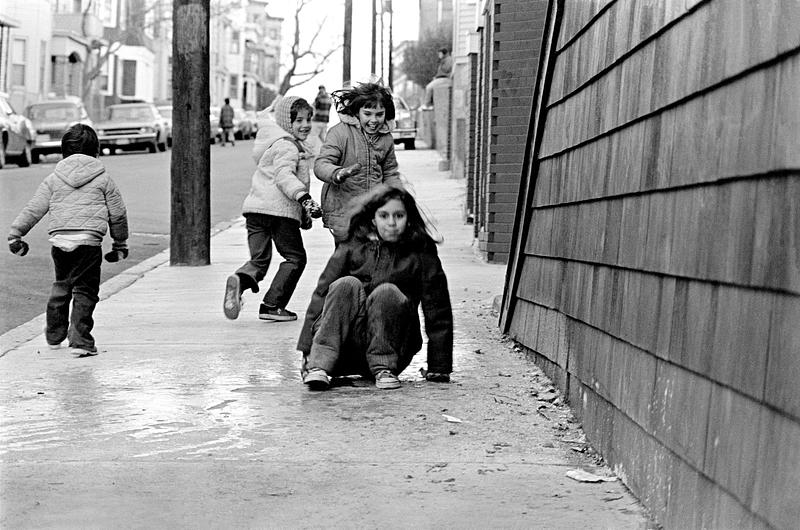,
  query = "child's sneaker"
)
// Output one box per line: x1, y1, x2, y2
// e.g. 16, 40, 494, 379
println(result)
70, 347, 97, 357
47, 342, 62, 350
223, 274, 243, 320
303, 368, 331, 390
375, 370, 401, 390
259, 304, 297, 321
